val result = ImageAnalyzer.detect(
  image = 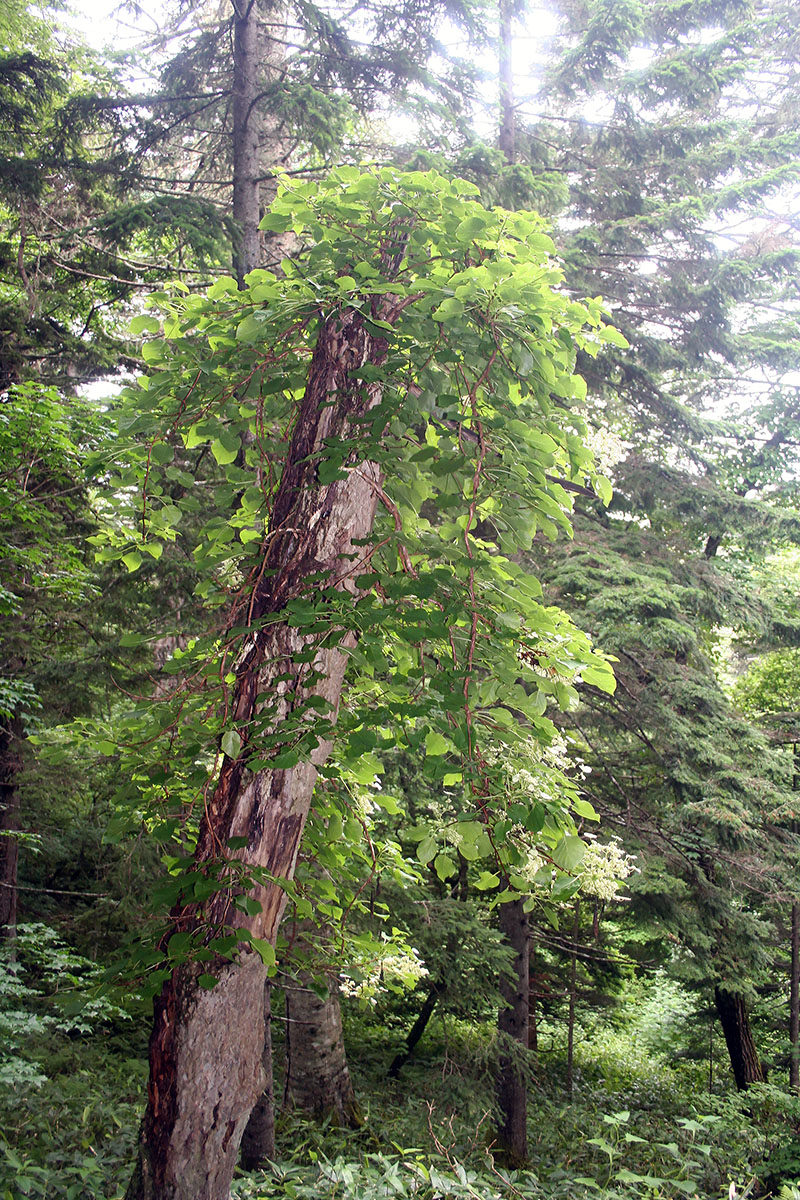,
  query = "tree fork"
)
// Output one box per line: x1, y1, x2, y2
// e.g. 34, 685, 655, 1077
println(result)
127, 305, 396, 1200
